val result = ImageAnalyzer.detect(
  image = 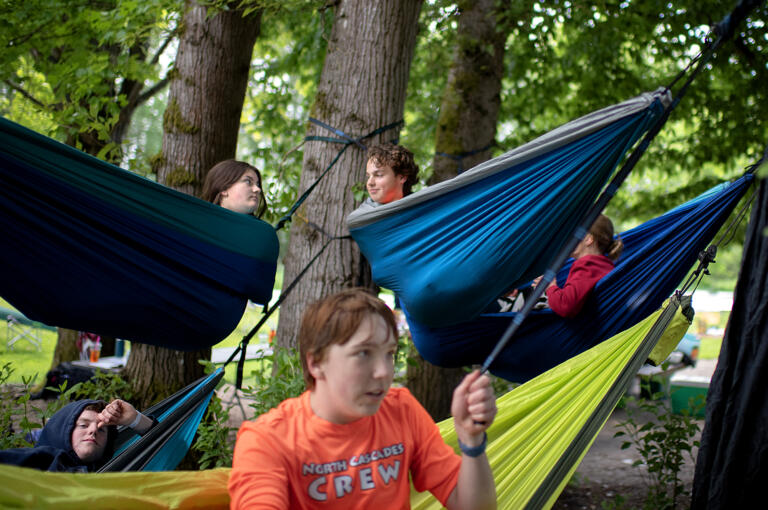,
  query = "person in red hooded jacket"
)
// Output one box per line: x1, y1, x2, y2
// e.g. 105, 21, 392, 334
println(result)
534, 214, 624, 318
